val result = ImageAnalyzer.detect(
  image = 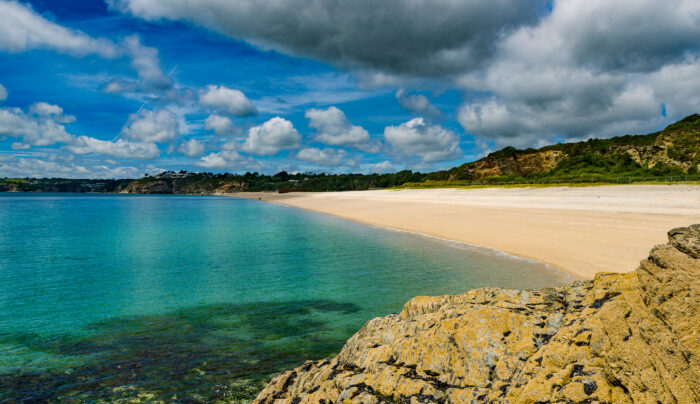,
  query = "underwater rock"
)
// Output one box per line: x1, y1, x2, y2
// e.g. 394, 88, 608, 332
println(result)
254, 225, 700, 403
